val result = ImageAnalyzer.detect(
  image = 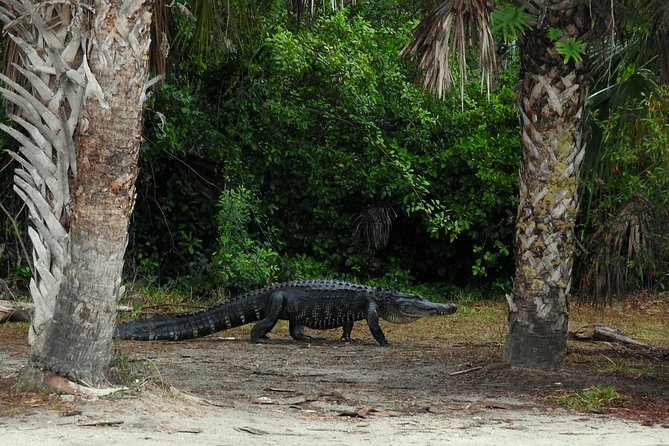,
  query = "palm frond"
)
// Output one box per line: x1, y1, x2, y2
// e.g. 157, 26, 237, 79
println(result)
642, 0, 669, 83
400, 0, 496, 103
150, 0, 170, 75
582, 26, 660, 216
0, 0, 84, 349
578, 195, 663, 304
